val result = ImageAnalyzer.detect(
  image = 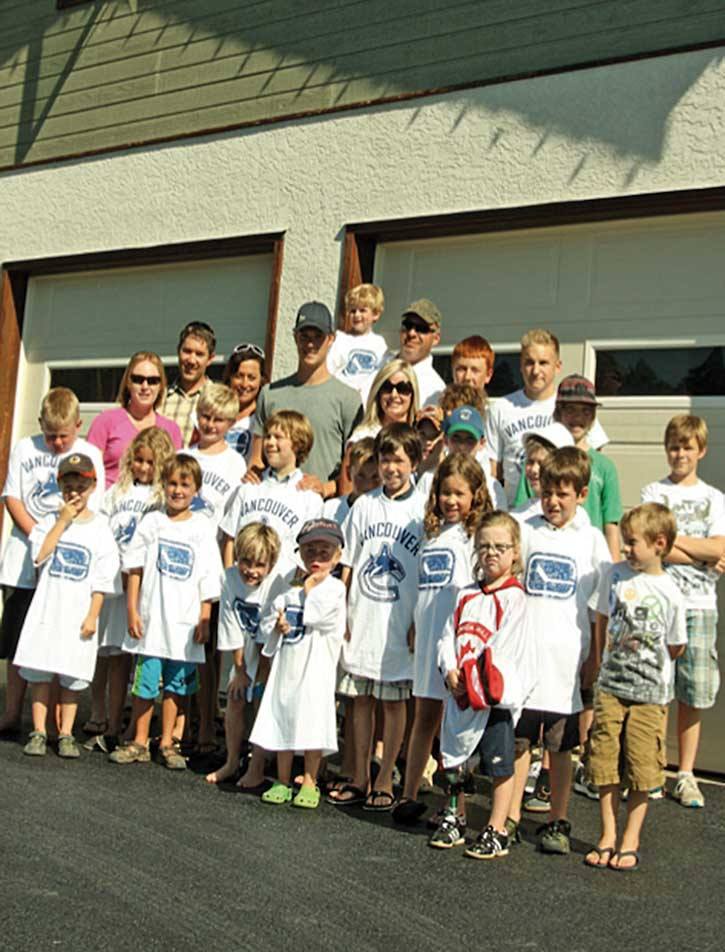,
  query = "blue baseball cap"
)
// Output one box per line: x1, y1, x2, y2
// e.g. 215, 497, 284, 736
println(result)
444, 406, 485, 440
